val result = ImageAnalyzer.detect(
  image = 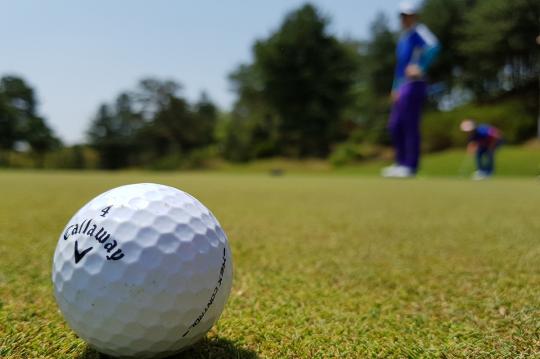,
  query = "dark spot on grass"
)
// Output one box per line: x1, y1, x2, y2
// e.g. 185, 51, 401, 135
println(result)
76, 337, 258, 359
